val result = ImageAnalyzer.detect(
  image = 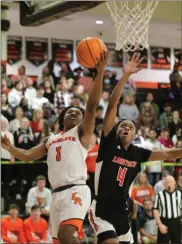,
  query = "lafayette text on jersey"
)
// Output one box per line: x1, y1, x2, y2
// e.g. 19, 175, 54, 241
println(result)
95, 128, 152, 207
46, 126, 88, 189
